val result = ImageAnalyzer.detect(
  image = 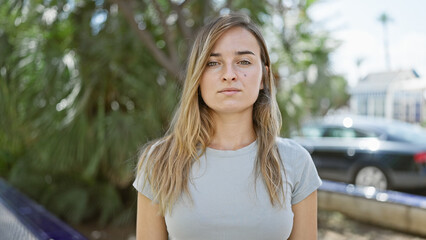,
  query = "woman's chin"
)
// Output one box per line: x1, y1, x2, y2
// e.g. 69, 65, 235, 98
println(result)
211, 106, 253, 115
